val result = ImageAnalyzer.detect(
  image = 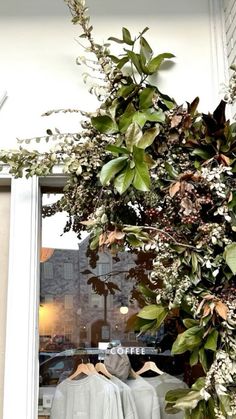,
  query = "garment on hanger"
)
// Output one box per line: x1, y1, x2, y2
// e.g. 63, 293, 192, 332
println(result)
50, 374, 122, 419
110, 376, 139, 419
97, 374, 124, 419
144, 373, 188, 419
125, 376, 161, 419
